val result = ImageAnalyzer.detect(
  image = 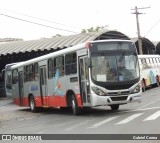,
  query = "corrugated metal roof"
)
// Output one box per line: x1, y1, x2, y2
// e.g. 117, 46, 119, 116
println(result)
132, 37, 155, 49
155, 41, 160, 53
0, 30, 130, 56
131, 37, 156, 54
